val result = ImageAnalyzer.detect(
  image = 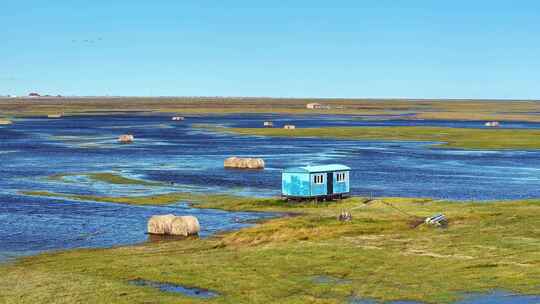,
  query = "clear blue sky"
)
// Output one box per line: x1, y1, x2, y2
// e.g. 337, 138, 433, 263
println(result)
1, 1, 539, 99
